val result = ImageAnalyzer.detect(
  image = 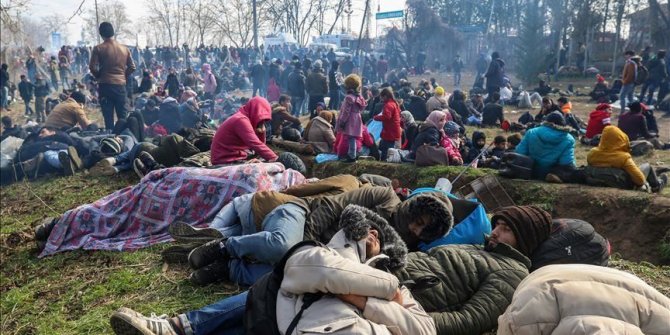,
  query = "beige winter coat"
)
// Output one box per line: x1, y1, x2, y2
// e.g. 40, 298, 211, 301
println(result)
497, 264, 670, 335
276, 230, 436, 335
305, 116, 336, 153
426, 95, 448, 113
